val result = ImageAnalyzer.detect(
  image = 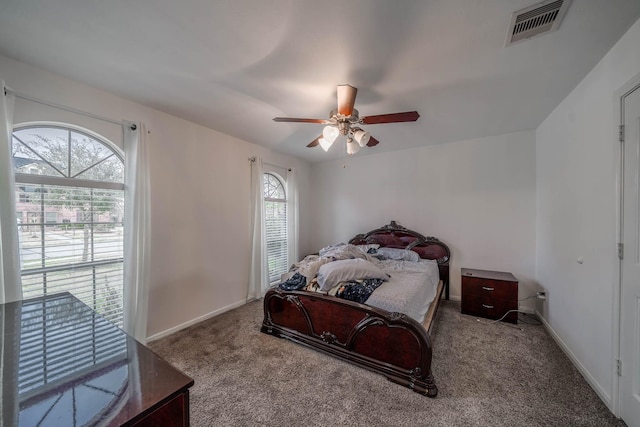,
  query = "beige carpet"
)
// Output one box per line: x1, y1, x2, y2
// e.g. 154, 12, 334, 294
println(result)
149, 300, 624, 426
